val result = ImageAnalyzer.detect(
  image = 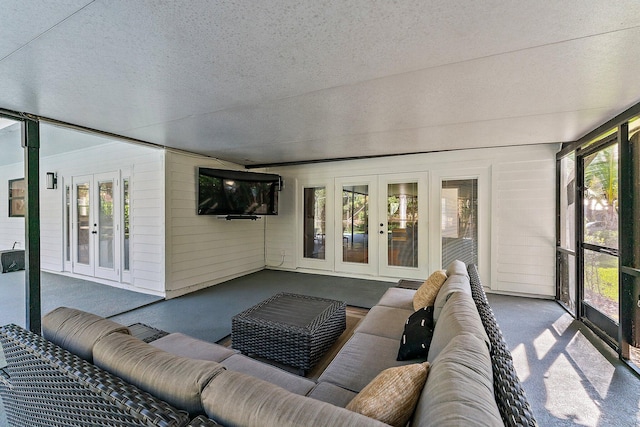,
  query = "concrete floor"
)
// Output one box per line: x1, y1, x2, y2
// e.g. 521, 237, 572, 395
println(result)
489, 293, 640, 427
